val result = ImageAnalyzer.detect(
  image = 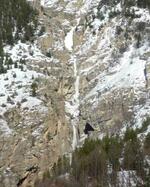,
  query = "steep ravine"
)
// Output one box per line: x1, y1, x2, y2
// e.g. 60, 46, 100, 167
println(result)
64, 27, 80, 150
